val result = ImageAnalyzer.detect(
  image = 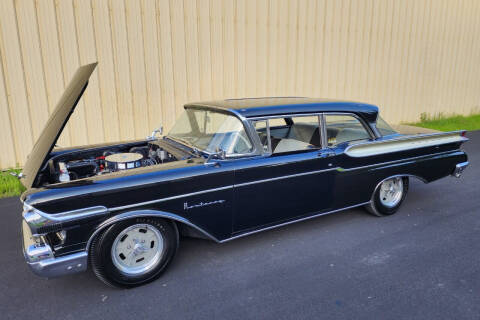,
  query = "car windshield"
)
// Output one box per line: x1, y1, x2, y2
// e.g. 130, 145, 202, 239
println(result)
167, 108, 253, 155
